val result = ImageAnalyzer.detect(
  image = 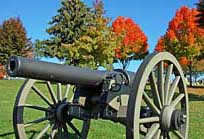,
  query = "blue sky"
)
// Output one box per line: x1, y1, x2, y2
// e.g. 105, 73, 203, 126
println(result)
0, 0, 196, 71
